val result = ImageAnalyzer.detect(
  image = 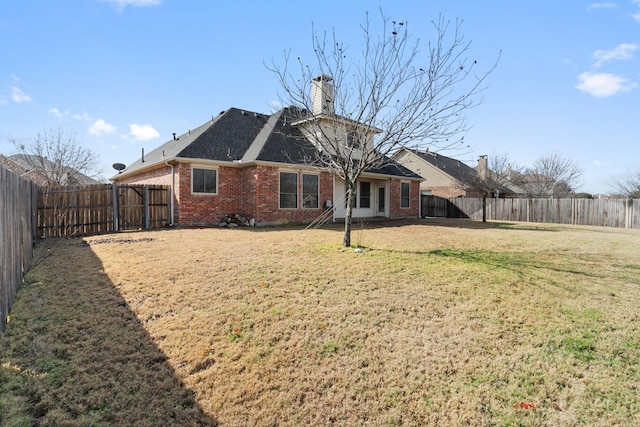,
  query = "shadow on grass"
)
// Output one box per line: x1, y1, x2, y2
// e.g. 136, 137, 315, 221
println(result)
0, 239, 217, 426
